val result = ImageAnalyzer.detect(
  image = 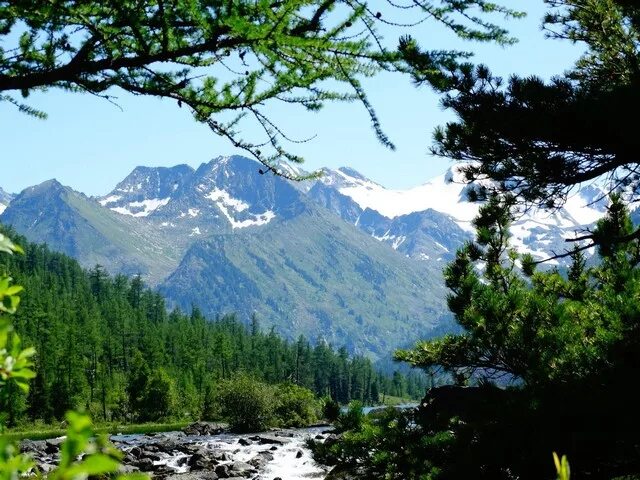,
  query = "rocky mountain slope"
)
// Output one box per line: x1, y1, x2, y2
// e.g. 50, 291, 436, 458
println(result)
0, 155, 614, 356
1, 156, 450, 358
